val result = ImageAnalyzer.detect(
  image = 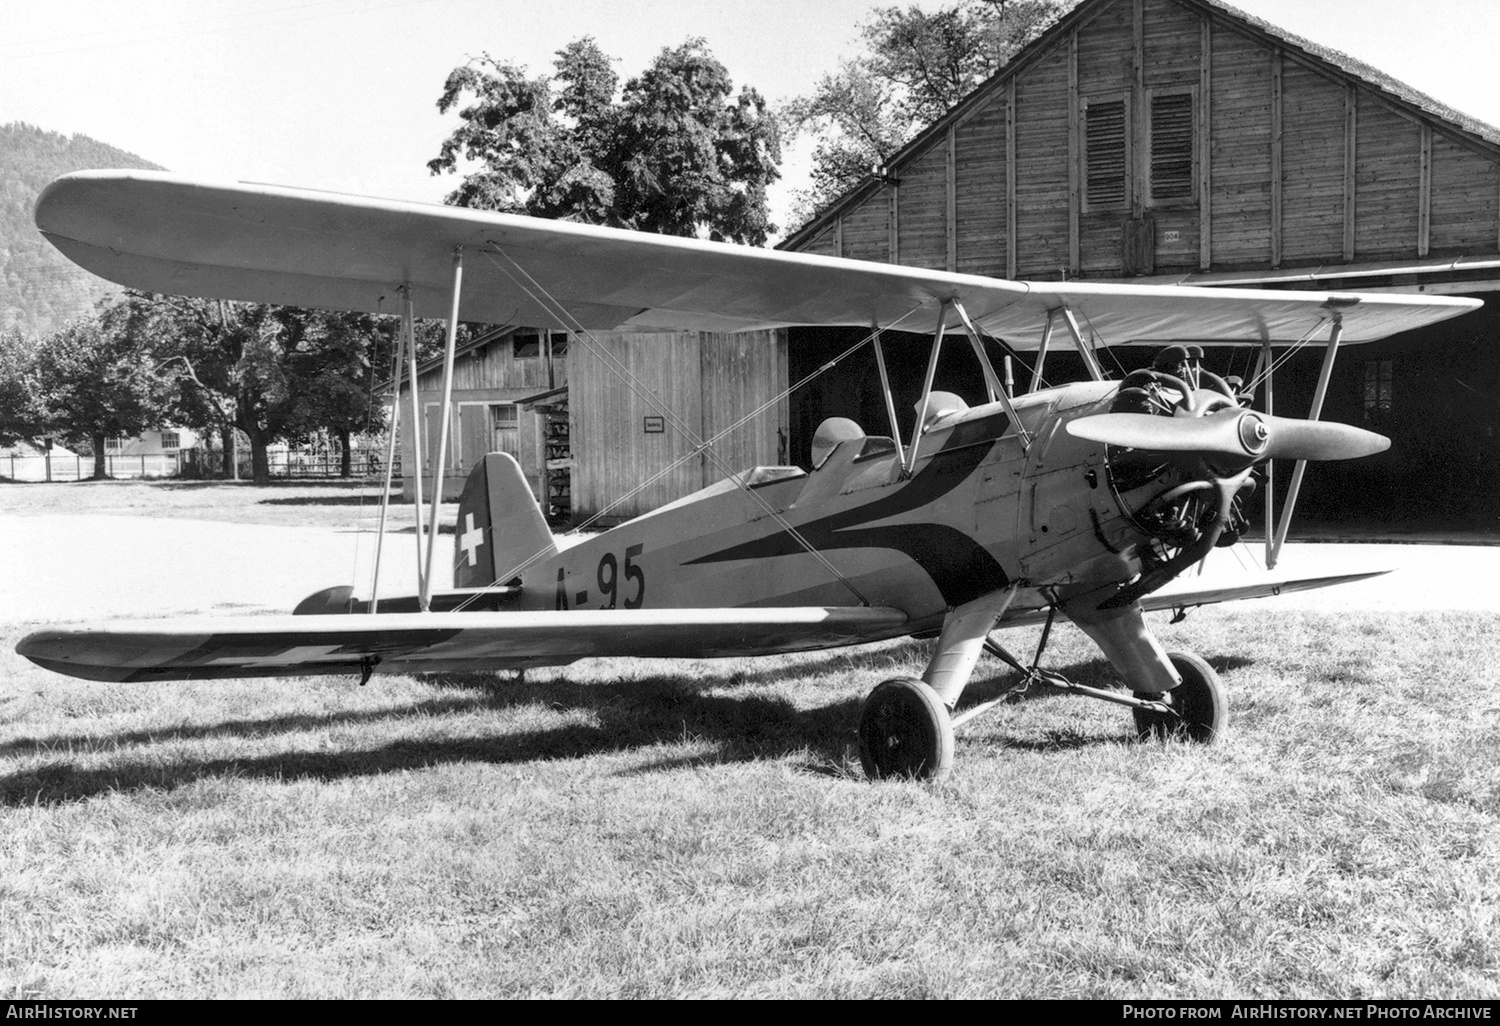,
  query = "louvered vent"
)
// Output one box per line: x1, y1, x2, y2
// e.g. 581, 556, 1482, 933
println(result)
1085, 99, 1127, 208
1150, 92, 1194, 201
